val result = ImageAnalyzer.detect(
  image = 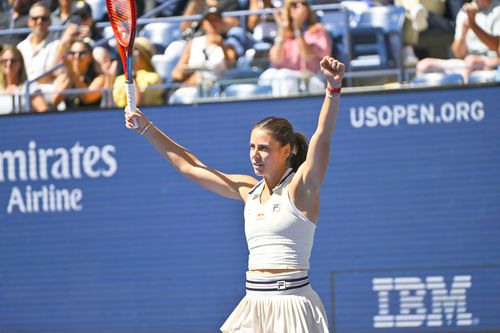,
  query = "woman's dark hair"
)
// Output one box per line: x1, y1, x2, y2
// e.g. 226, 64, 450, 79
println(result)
253, 116, 309, 171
